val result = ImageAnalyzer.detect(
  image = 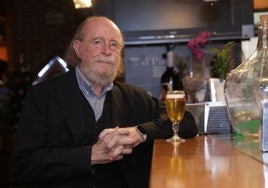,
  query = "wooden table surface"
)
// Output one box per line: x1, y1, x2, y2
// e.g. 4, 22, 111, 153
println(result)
150, 135, 267, 188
